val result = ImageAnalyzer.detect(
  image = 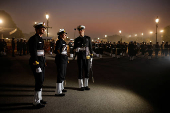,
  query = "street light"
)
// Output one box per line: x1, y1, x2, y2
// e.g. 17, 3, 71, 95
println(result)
45, 13, 52, 37
155, 16, 159, 43
119, 30, 122, 42
150, 31, 153, 34
0, 19, 2, 24
105, 35, 107, 38
160, 30, 164, 33
98, 38, 100, 40
135, 34, 137, 37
